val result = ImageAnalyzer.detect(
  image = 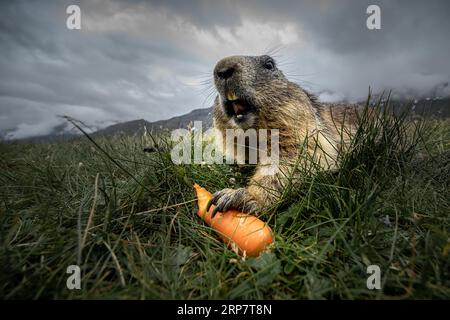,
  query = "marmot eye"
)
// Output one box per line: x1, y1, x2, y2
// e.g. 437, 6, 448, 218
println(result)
264, 60, 274, 70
